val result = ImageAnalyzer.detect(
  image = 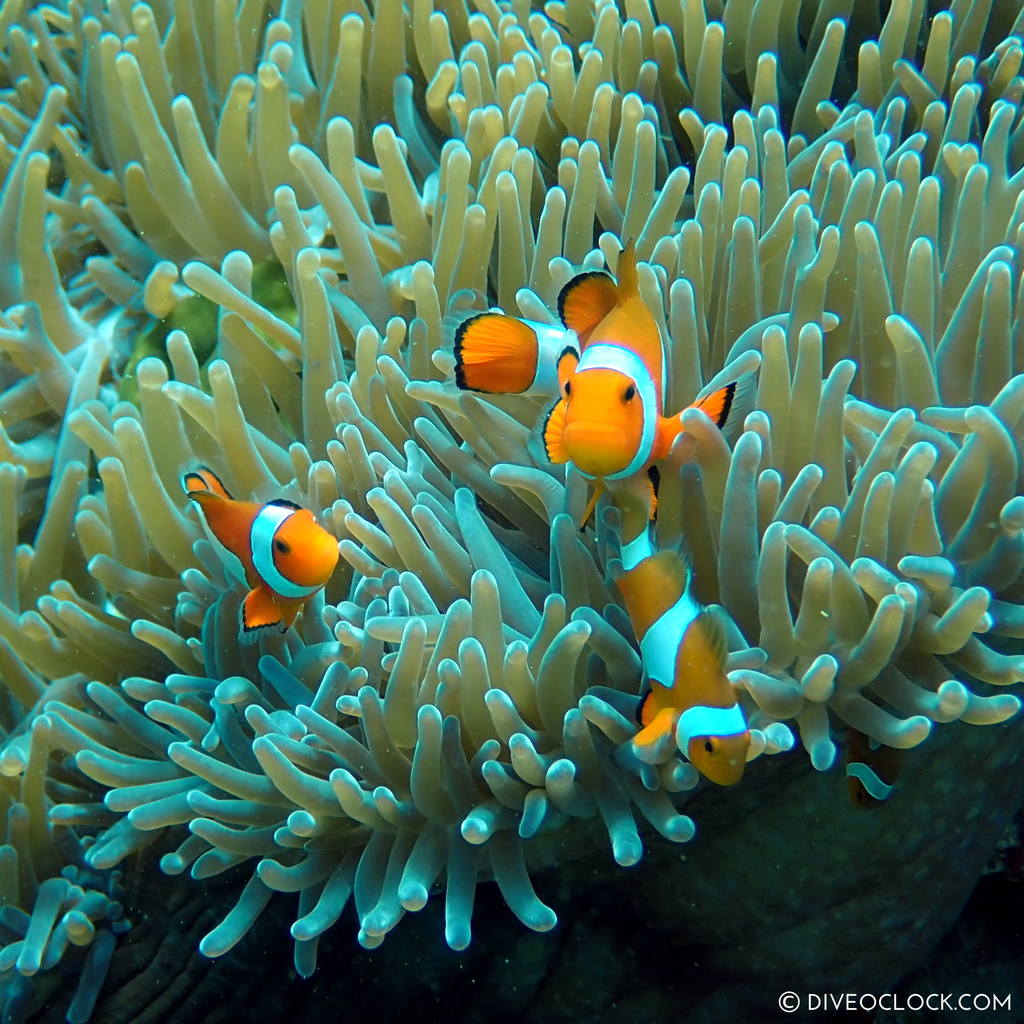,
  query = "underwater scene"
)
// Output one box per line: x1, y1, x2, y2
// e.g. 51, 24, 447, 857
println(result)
2, 0, 1024, 1021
